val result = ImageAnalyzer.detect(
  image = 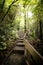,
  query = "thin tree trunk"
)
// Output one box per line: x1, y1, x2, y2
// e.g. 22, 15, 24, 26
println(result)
0, 0, 5, 13
39, 20, 42, 41
25, 18, 26, 33
24, 13, 26, 33
2, 0, 5, 9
